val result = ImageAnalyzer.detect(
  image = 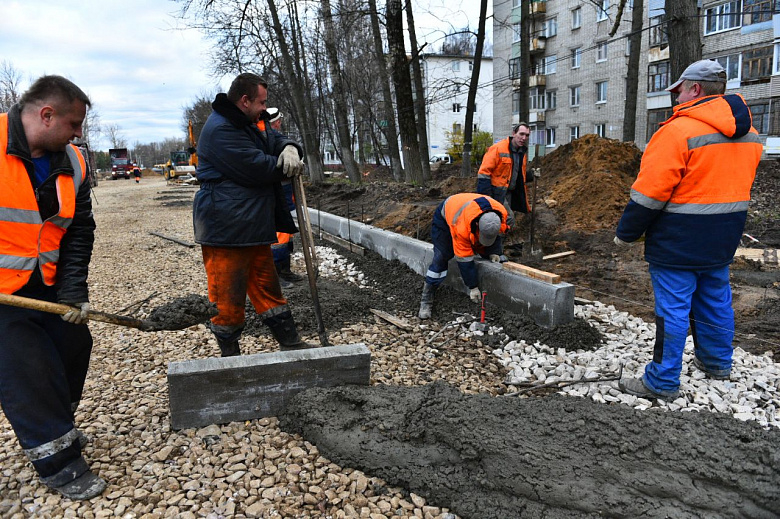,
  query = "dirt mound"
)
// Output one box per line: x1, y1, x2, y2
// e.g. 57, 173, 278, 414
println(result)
534, 134, 641, 232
